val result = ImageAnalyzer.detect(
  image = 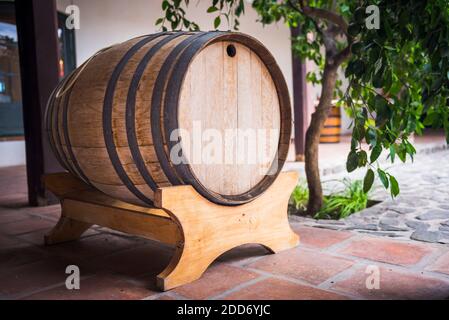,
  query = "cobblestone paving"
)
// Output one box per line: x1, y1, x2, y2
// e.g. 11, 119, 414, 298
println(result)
292, 149, 449, 244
